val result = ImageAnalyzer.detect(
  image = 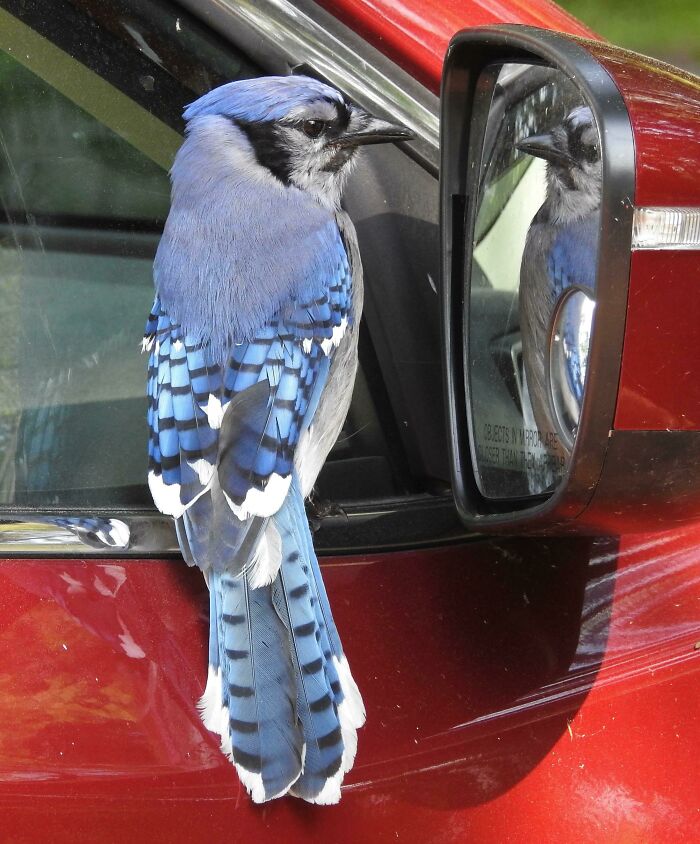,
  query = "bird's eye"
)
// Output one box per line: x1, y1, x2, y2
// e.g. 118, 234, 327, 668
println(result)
569, 127, 600, 165
583, 142, 600, 164
302, 119, 326, 139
